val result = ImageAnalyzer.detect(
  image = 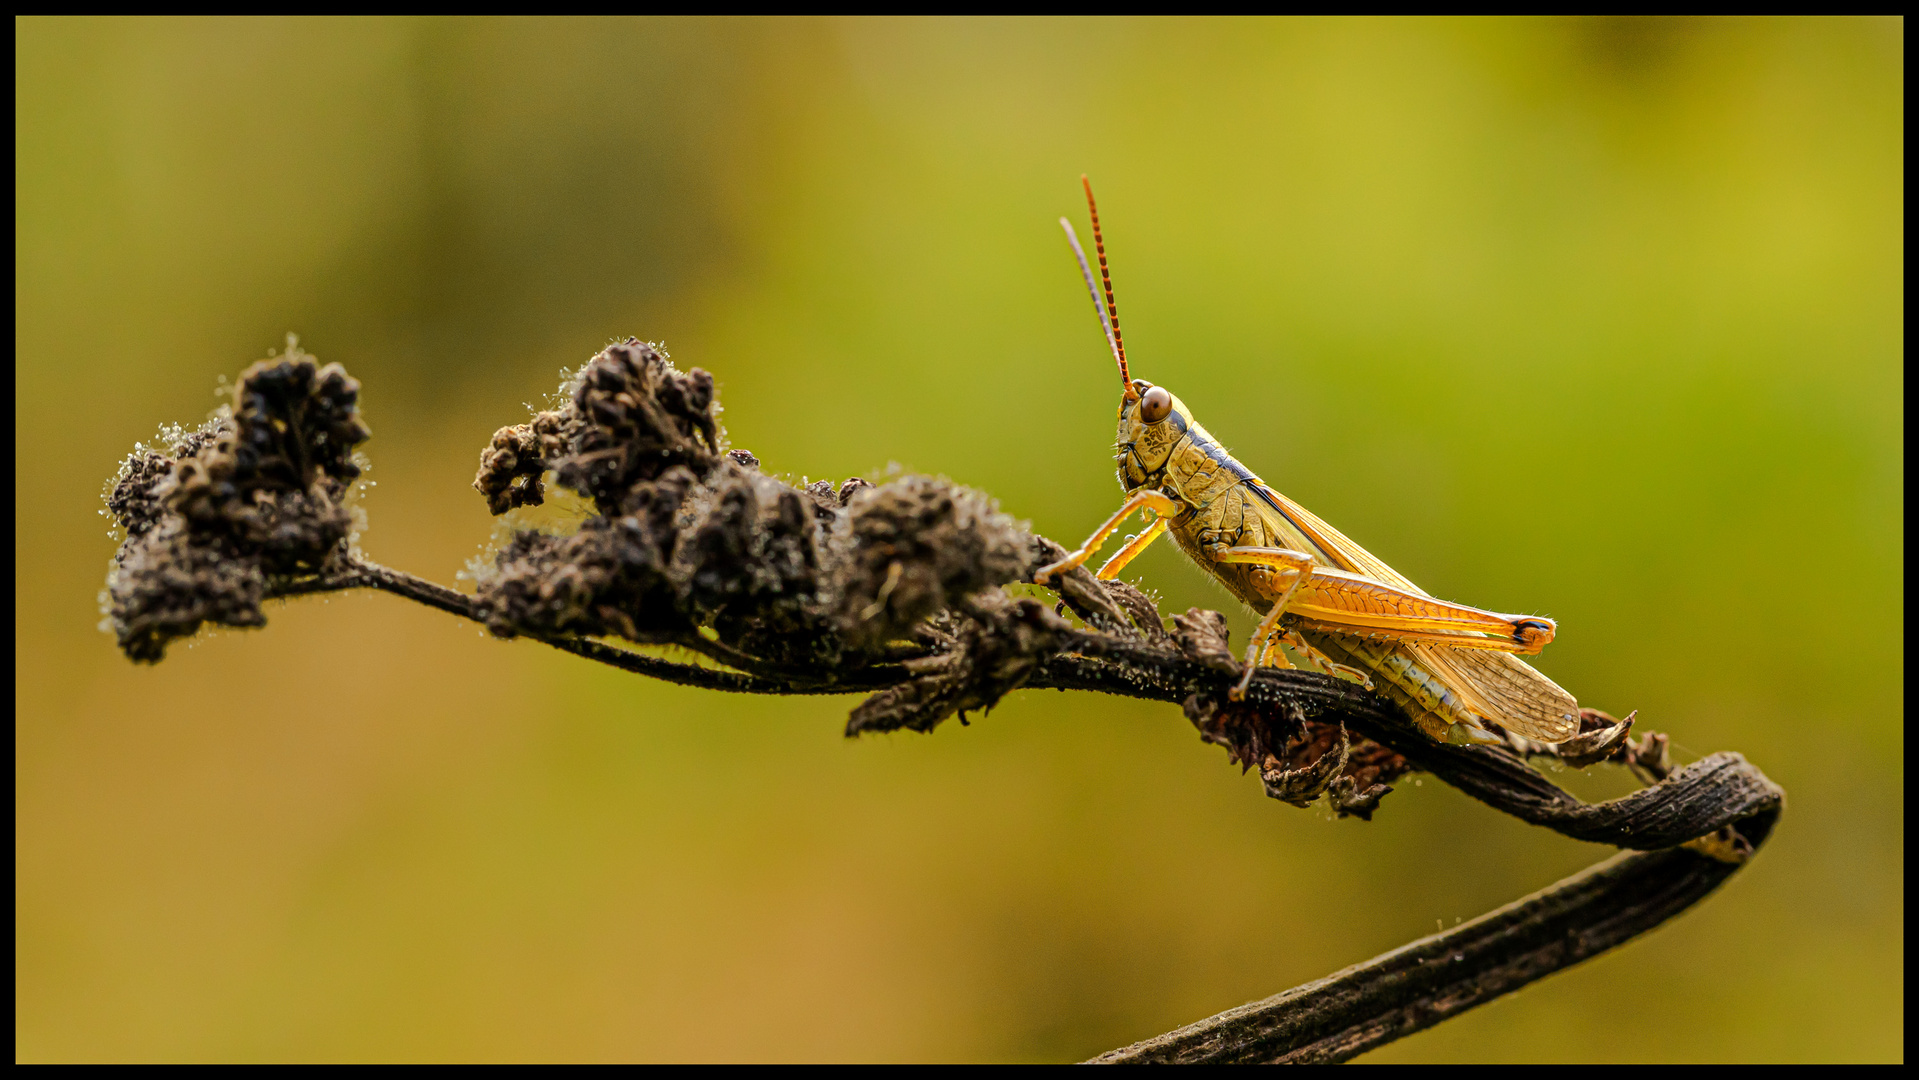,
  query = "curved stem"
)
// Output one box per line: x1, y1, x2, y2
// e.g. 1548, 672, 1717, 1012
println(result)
341, 557, 472, 619
325, 555, 909, 695
280, 552, 1779, 1065
1088, 839, 1772, 1064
